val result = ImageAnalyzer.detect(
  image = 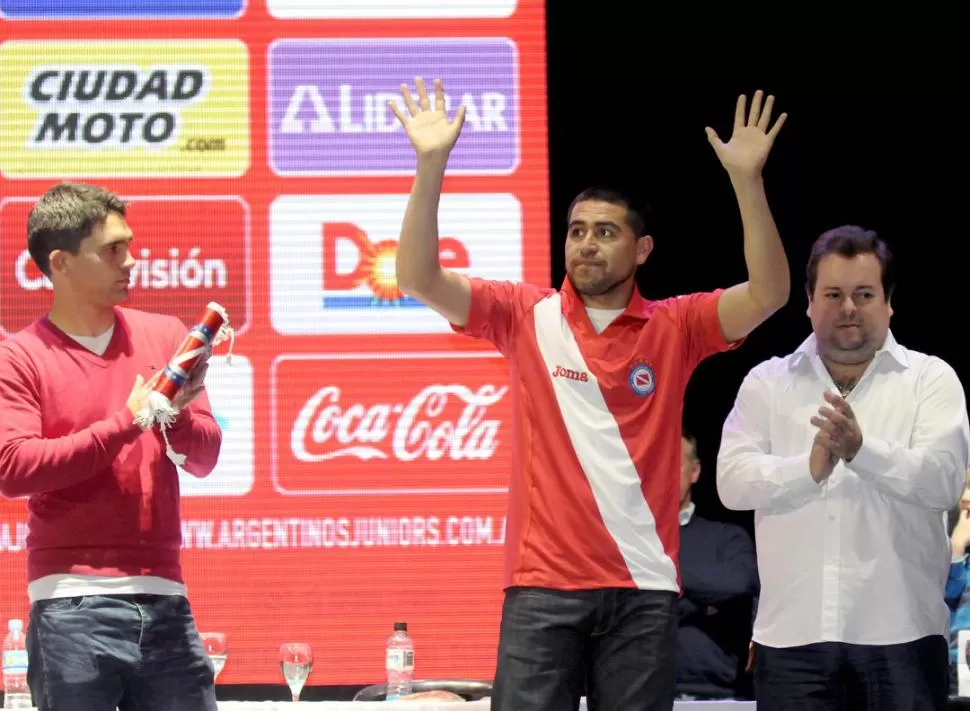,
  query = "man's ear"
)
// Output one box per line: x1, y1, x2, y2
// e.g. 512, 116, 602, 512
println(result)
48, 249, 69, 276
635, 235, 654, 266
